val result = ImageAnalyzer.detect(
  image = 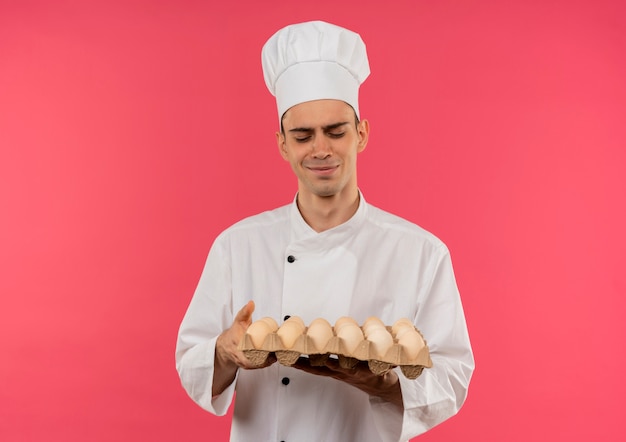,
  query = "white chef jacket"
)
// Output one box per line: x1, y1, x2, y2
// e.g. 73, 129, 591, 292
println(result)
176, 193, 474, 442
